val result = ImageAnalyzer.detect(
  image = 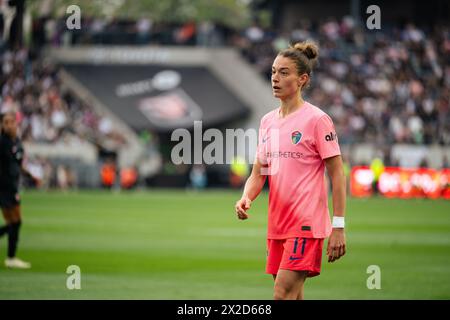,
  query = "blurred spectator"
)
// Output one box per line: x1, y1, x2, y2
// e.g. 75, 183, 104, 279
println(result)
135, 17, 152, 44
229, 156, 249, 188
120, 167, 138, 189
56, 164, 76, 190
189, 164, 207, 189
174, 21, 196, 45
100, 159, 117, 188
197, 21, 223, 47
